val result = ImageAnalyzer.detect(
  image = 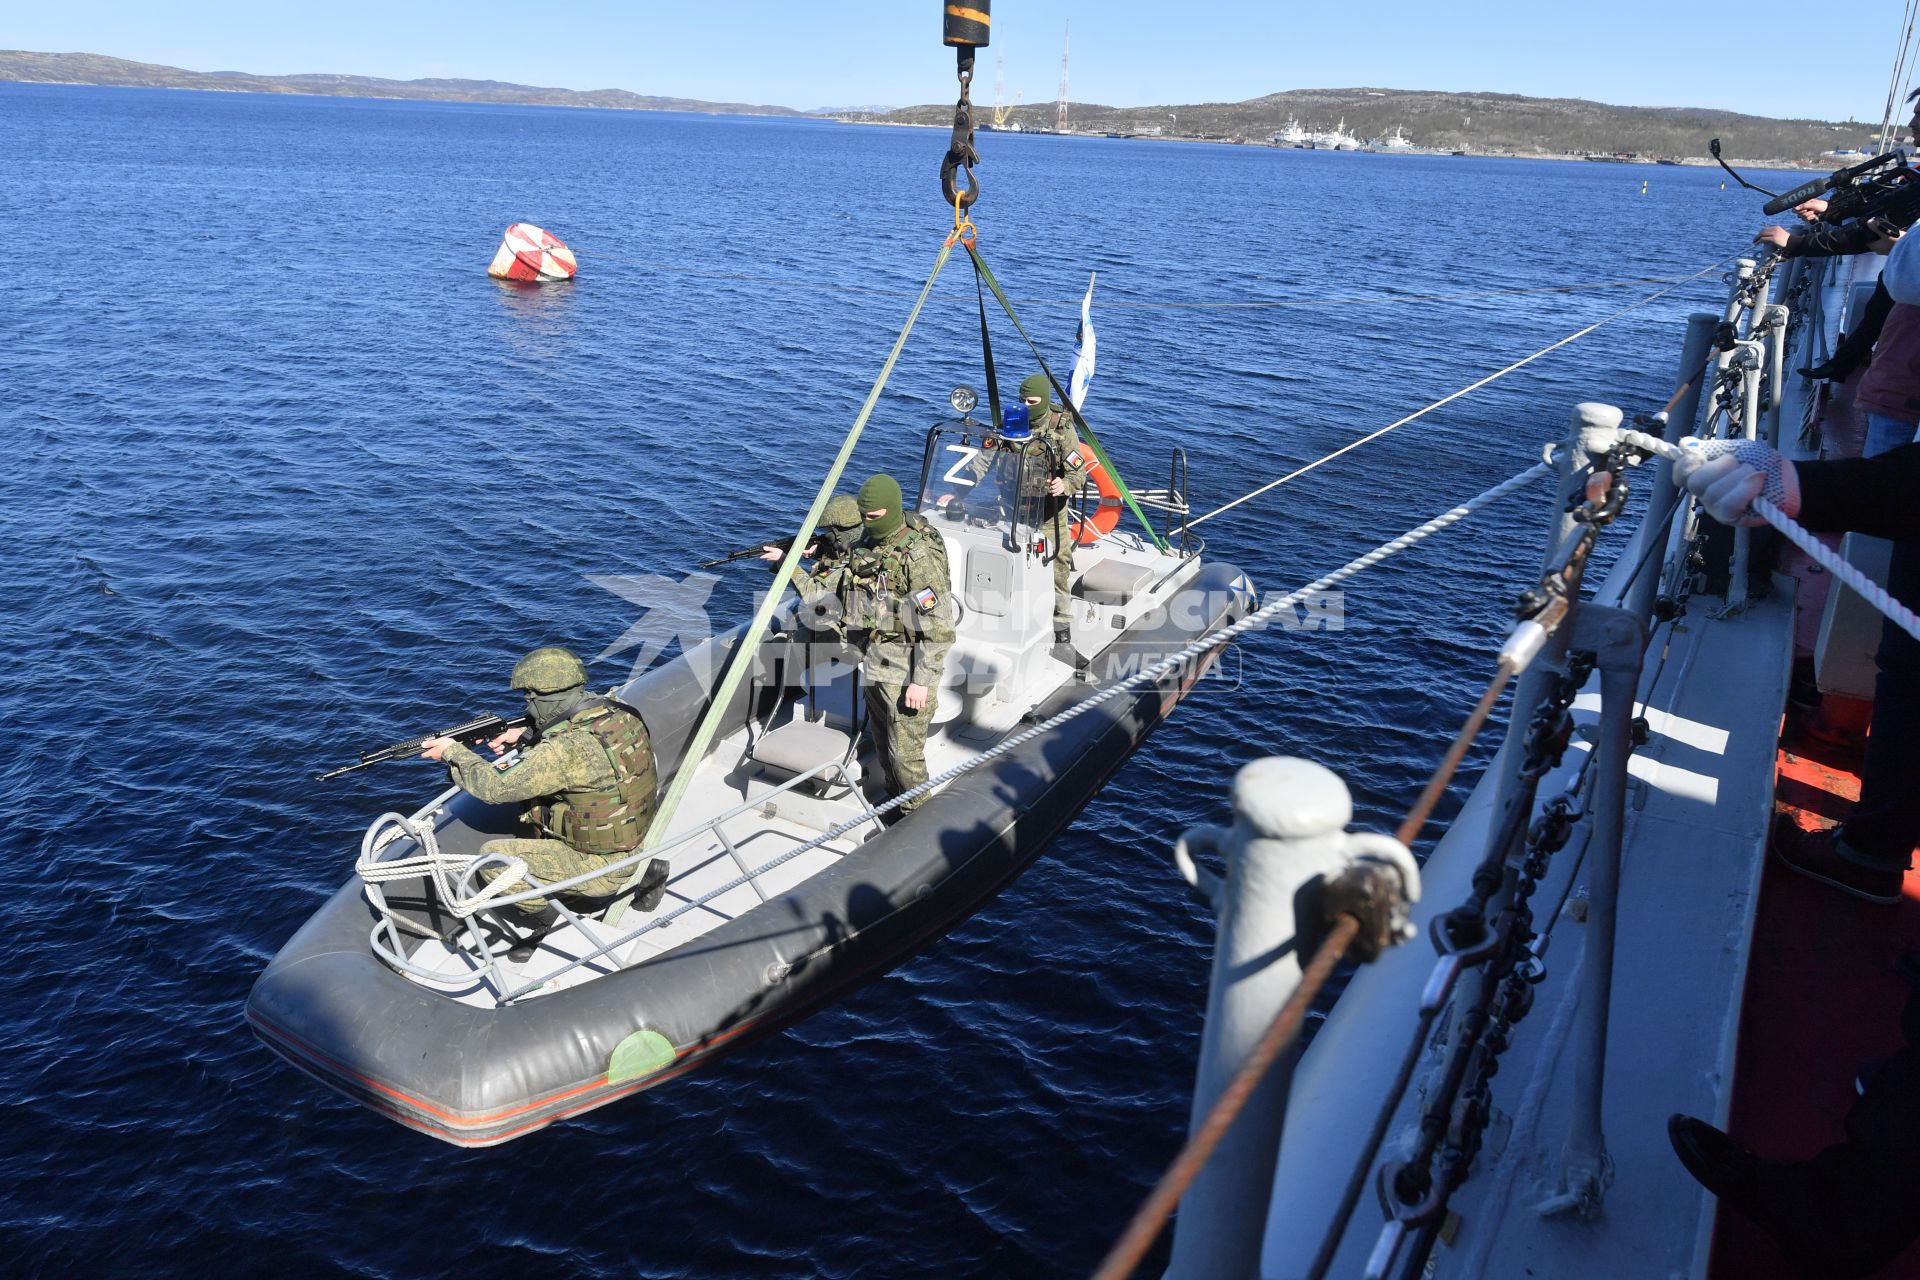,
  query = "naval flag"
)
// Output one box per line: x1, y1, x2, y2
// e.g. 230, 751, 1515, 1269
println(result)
1068, 272, 1097, 411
